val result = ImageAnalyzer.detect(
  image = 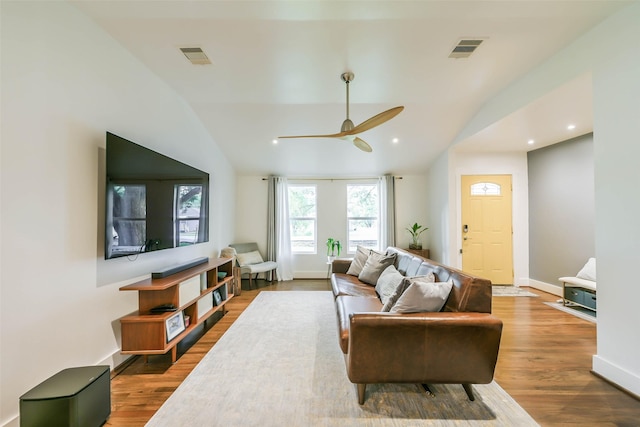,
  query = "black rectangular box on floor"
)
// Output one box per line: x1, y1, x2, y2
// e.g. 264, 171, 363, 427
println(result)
20, 365, 110, 427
